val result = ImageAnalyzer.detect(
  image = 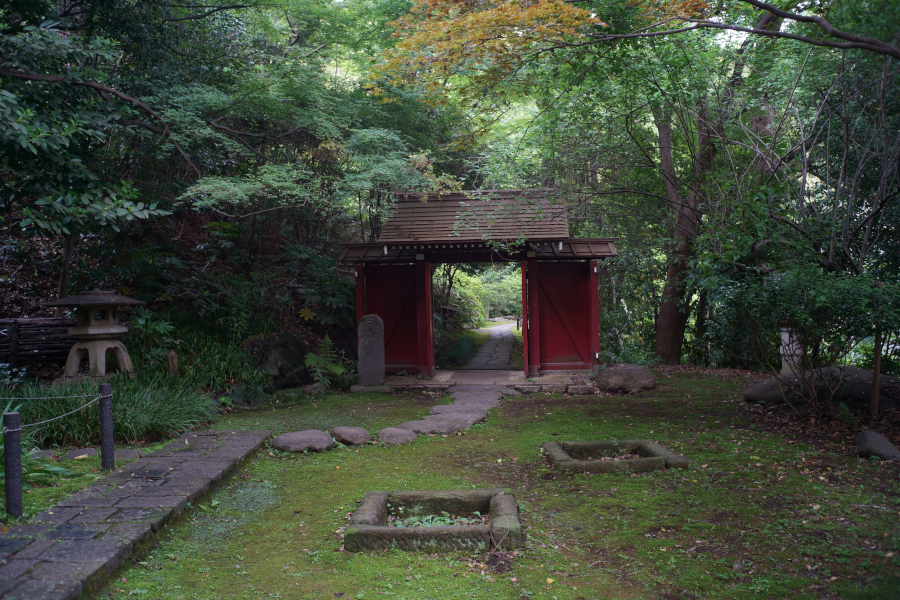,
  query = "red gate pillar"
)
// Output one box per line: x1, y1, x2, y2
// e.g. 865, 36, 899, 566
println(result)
415, 260, 435, 376
355, 265, 365, 333
521, 261, 529, 377
589, 260, 600, 375
527, 256, 541, 375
